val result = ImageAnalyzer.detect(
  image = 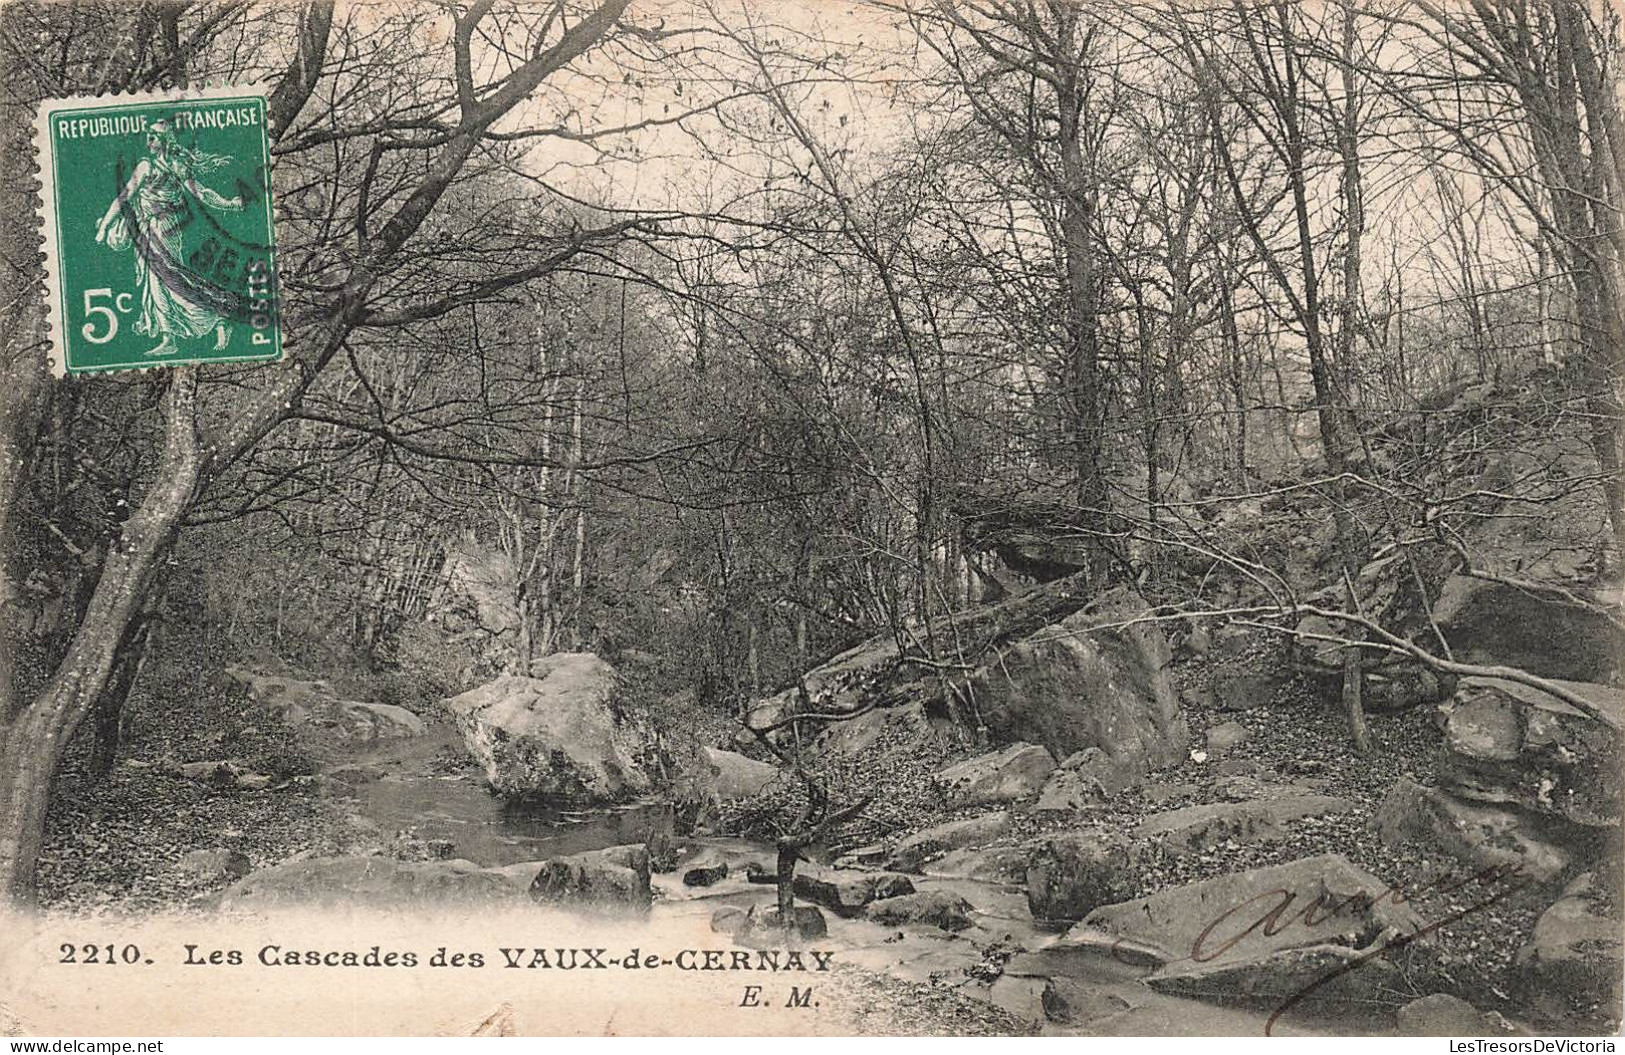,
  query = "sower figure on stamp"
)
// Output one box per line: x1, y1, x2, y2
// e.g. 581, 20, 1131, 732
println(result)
93, 119, 246, 357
